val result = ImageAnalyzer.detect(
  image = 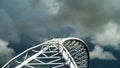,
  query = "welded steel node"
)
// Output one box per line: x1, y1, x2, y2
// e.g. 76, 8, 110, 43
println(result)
2, 37, 89, 68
